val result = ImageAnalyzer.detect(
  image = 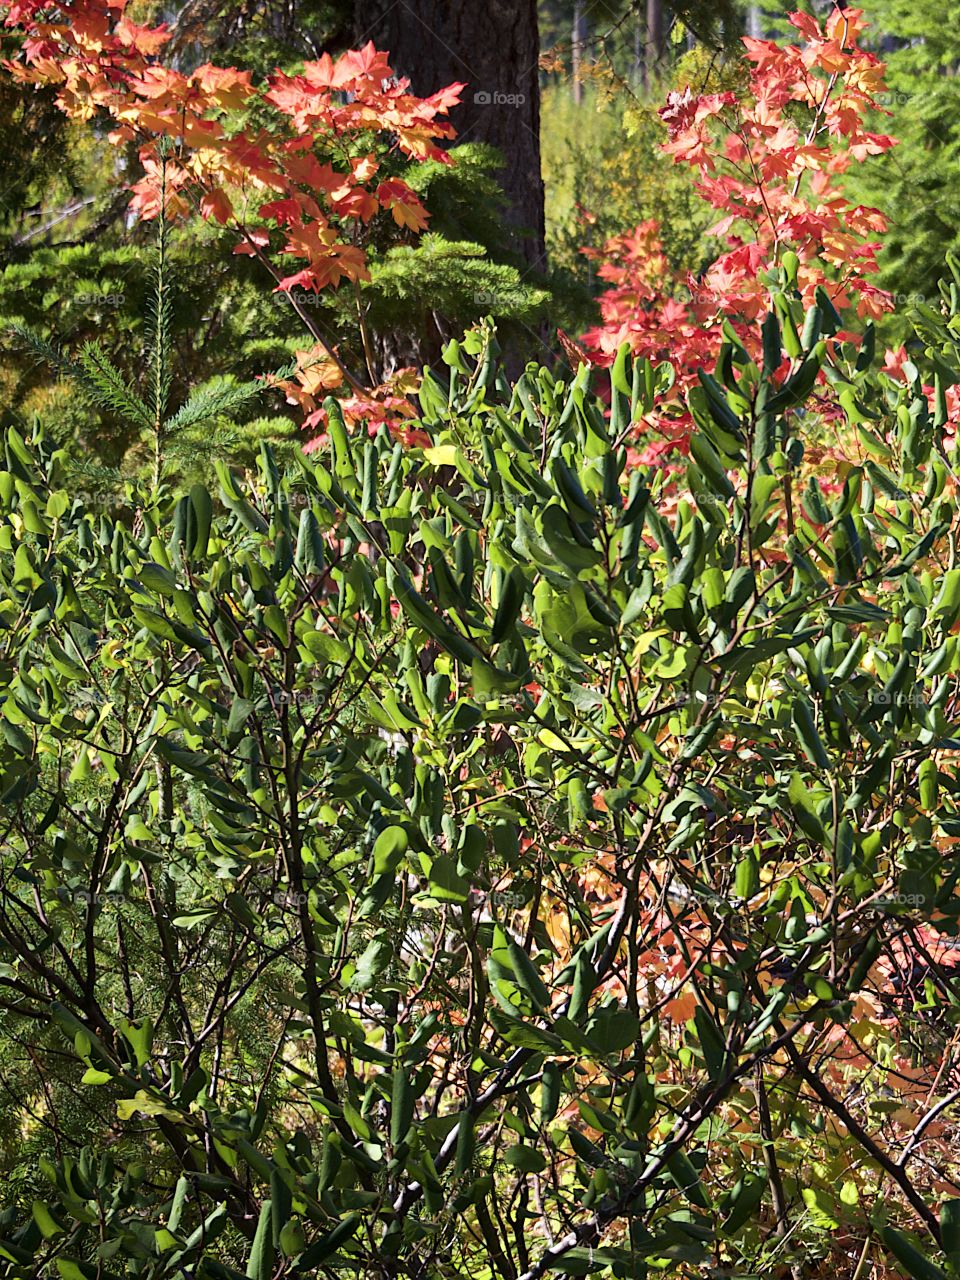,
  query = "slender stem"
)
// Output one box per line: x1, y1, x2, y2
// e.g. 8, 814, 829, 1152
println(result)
232, 222, 368, 397
354, 277, 377, 385
152, 151, 170, 492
